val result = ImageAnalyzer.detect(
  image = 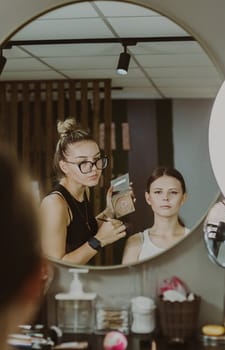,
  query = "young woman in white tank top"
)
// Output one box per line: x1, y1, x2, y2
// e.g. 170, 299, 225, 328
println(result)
122, 166, 189, 264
